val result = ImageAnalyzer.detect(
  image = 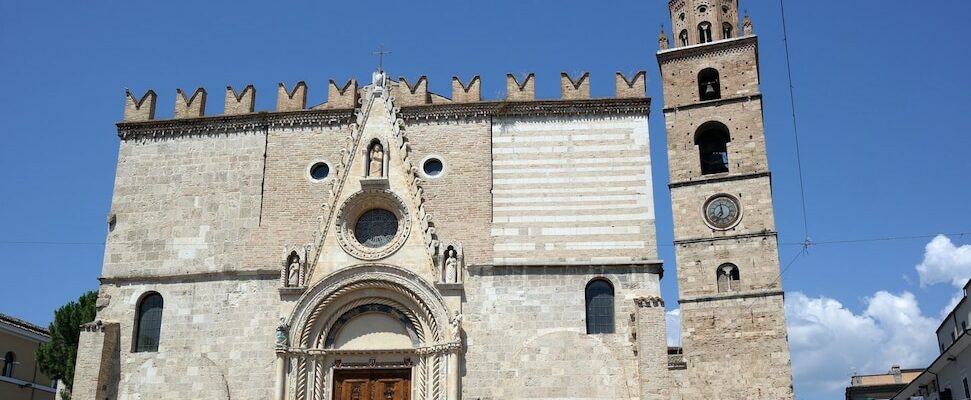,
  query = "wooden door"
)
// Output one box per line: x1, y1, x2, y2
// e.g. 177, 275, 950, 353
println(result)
333, 369, 411, 400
